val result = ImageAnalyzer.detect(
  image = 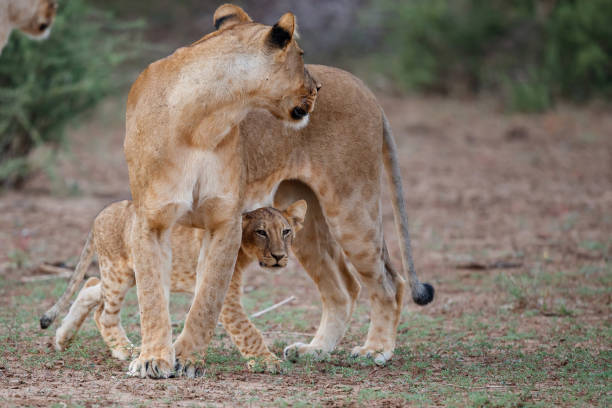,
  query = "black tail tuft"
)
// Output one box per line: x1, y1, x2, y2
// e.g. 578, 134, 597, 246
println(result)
40, 315, 53, 329
412, 282, 435, 306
